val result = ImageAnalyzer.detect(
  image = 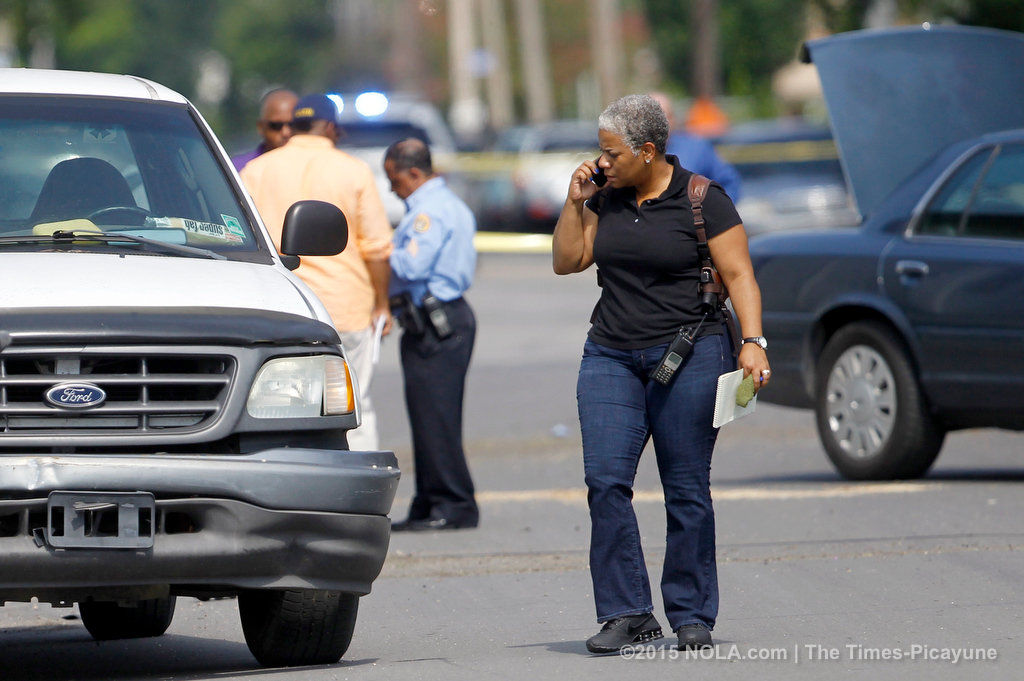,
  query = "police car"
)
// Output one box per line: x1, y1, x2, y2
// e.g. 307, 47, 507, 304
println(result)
331, 91, 458, 224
